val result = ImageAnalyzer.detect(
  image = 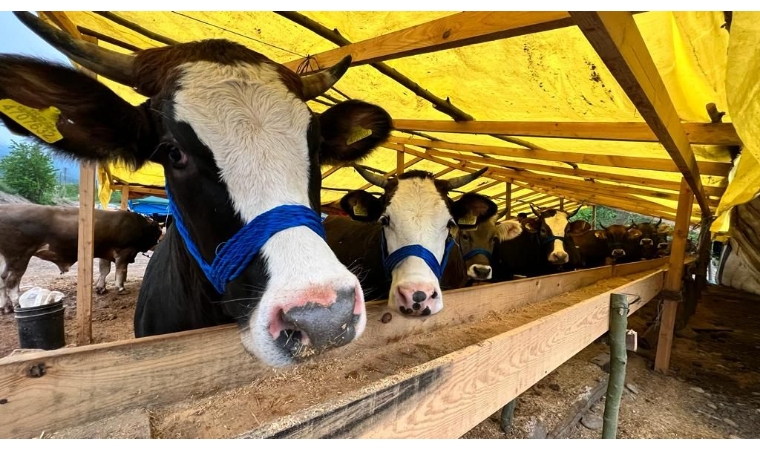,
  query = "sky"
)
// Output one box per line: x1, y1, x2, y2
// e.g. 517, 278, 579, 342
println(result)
0, 12, 71, 147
